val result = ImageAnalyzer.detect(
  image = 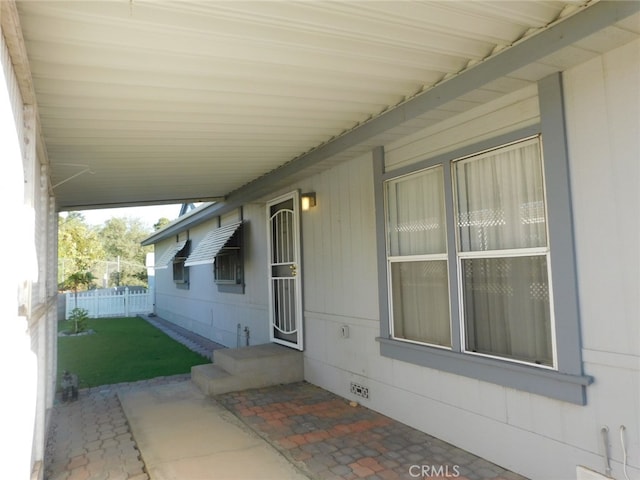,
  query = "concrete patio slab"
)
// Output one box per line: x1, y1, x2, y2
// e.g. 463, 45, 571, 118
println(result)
119, 380, 310, 480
